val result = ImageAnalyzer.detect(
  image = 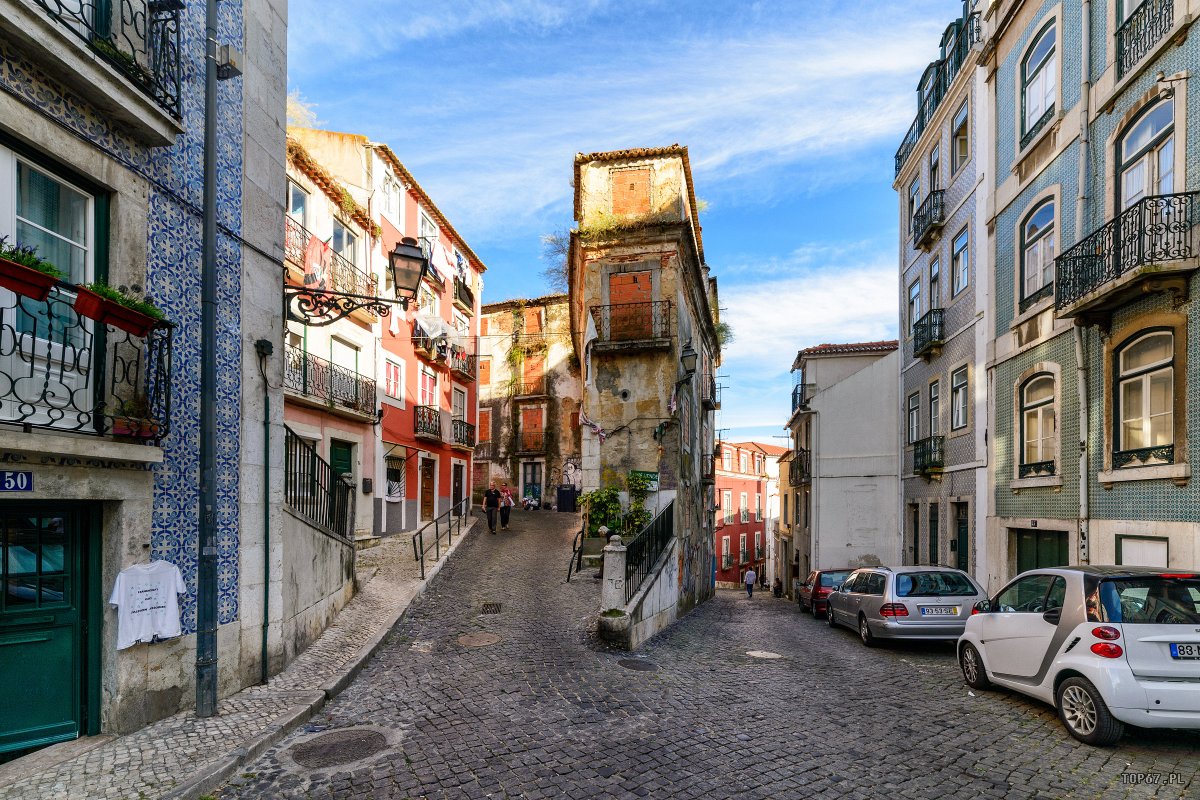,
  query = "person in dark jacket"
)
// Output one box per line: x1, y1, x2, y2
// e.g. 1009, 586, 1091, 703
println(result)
482, 481, 501, 534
